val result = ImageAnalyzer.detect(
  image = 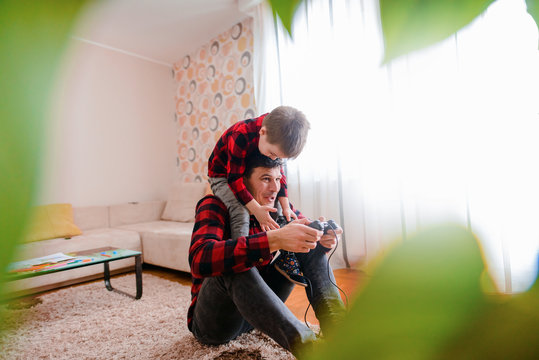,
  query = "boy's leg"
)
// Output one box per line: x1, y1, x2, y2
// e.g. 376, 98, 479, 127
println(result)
295, 243, 346, 335
209, 177, 250, 240
191, 267, 317, 355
